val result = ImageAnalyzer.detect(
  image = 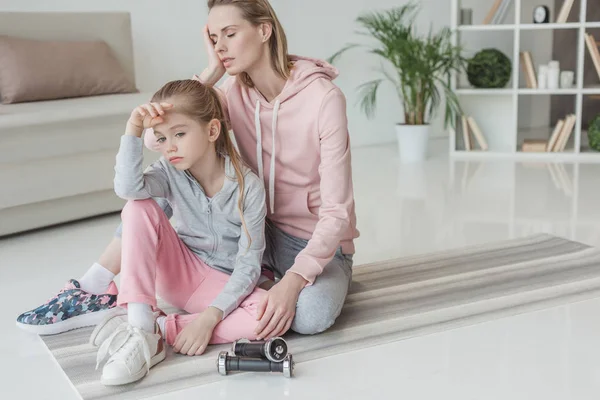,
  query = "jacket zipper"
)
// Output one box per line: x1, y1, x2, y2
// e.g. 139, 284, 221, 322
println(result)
206, 198, 218, 265
187, 172, 221, 266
